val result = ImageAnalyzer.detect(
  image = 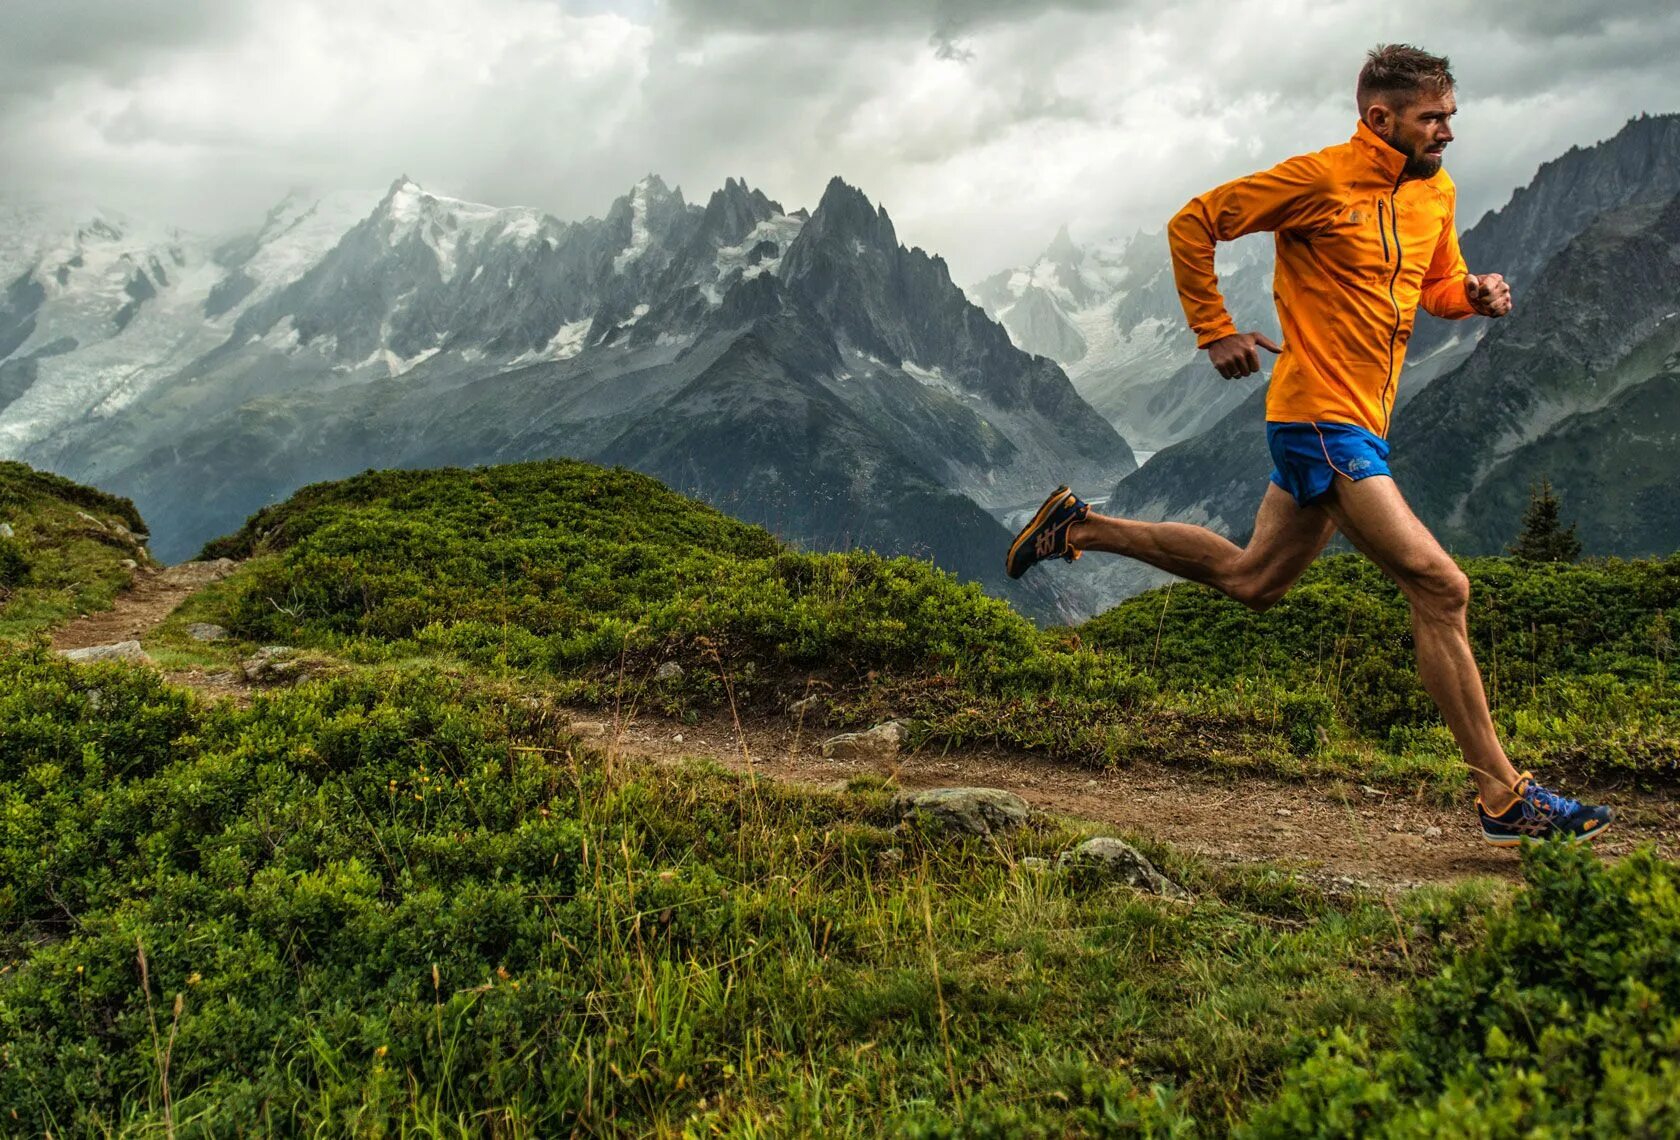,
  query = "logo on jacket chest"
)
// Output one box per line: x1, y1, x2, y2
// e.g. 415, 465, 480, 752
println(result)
1347, 207, 1366, 225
